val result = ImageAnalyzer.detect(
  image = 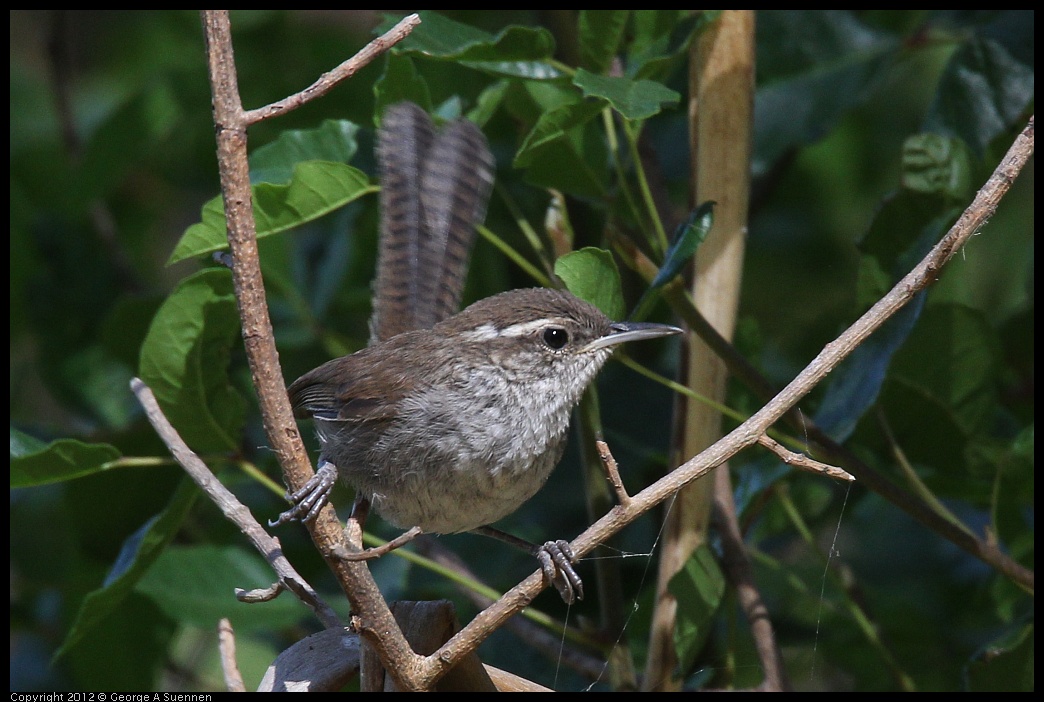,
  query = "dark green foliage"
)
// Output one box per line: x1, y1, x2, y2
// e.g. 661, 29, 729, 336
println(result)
10, 10, 1033, 692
